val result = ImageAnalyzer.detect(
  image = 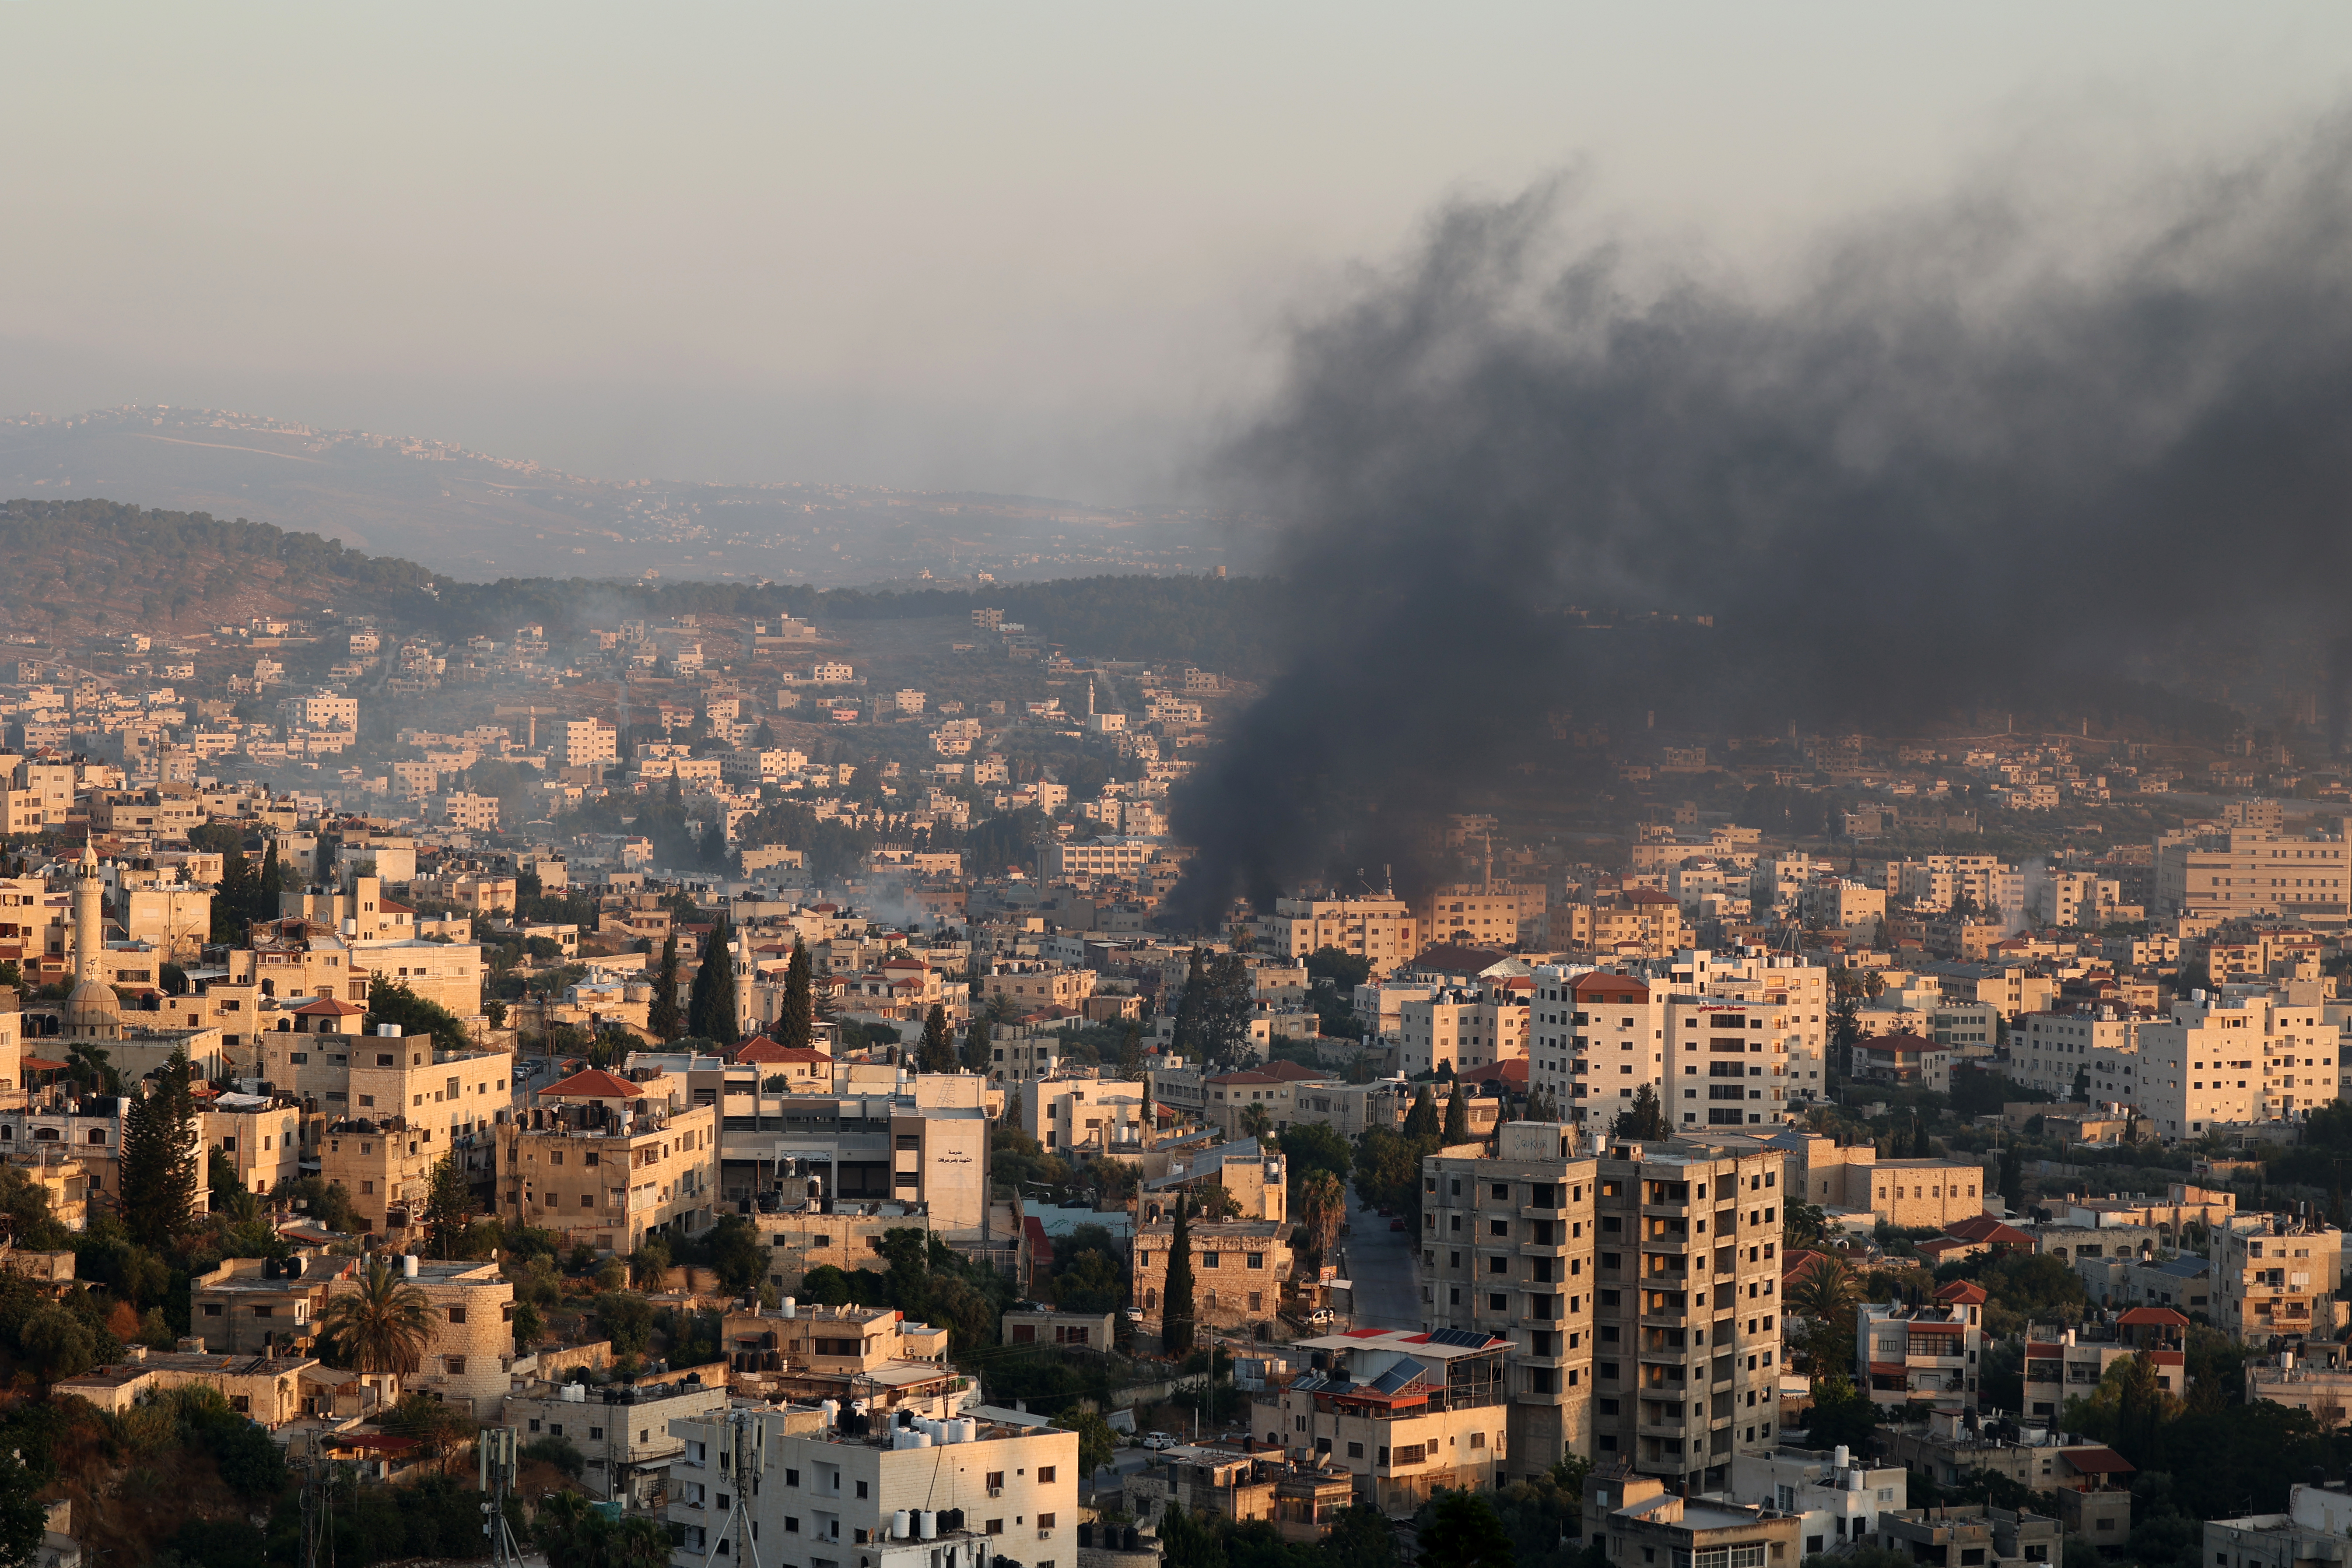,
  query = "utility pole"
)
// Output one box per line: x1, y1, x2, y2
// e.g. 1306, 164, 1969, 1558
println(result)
721, 1408, 767, 1566
299, 1429, 335, 1568
477, 1425, 526, 1567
